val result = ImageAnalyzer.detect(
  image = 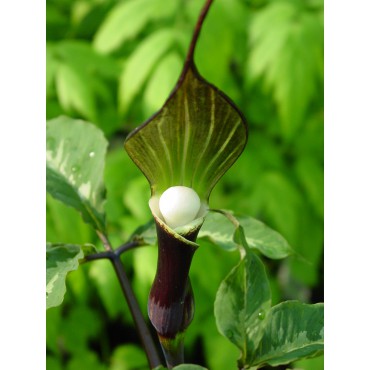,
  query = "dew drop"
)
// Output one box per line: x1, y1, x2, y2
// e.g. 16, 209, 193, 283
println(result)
71, 165, 80, 173
258, 311, 265, 320
46, 137, 56, 151
89, 151, 95, 158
